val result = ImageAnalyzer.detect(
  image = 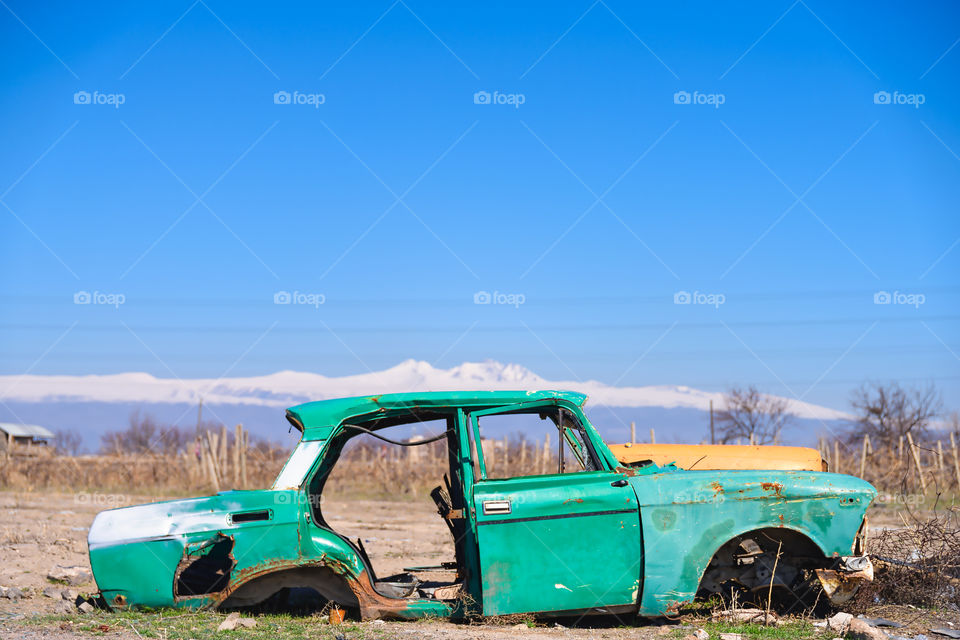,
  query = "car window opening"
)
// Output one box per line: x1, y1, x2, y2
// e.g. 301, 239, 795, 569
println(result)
307, 411, 464, 601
